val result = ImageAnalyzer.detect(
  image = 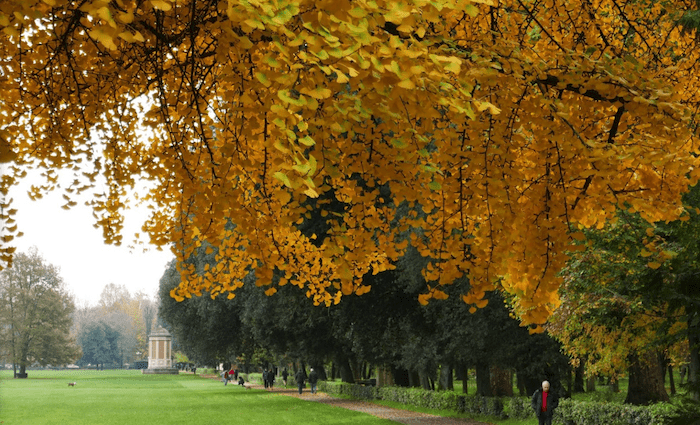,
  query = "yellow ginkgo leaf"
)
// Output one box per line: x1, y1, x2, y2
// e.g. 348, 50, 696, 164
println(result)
150, 0, 172, 11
